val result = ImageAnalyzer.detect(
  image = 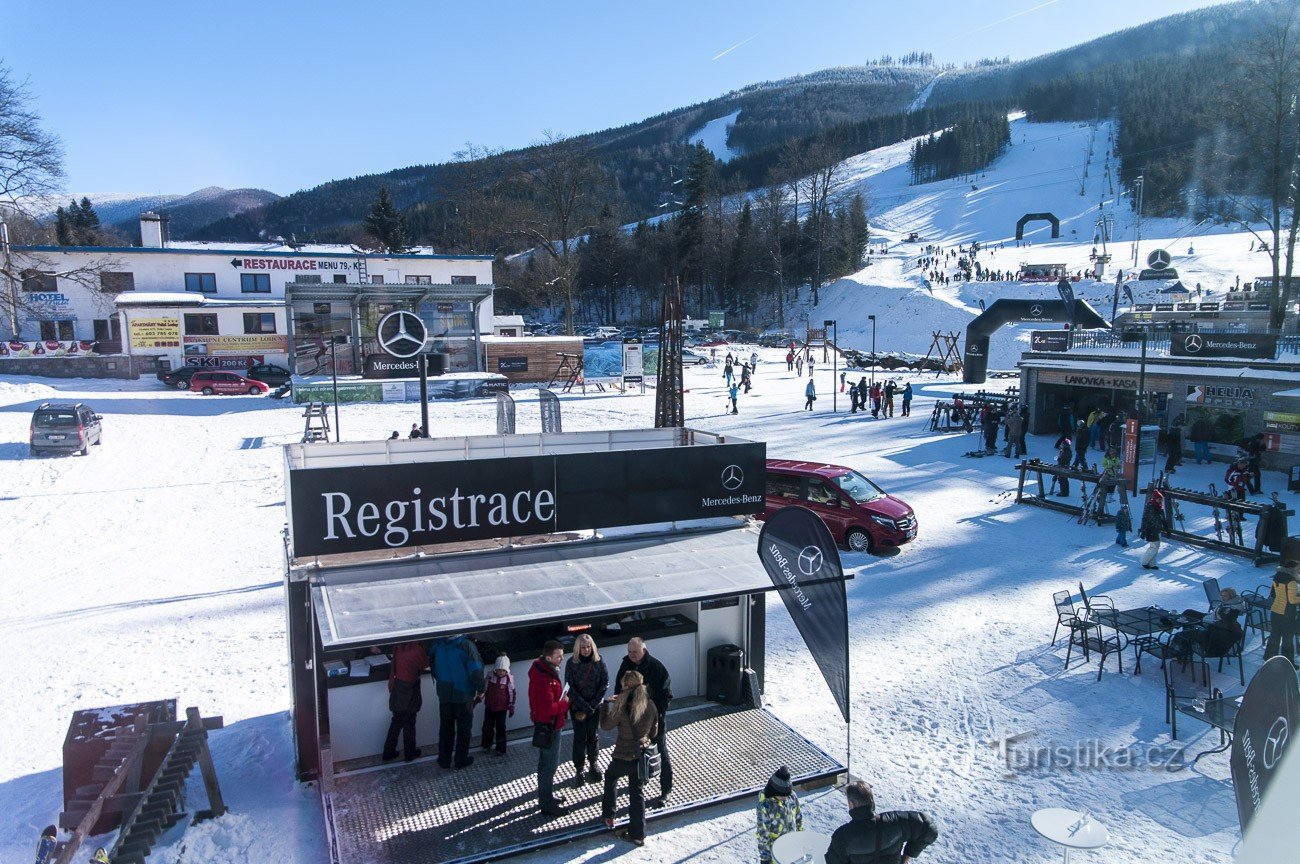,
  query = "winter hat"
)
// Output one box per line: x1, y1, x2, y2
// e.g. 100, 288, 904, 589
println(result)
764, 766, 793, 798
494, 654, 511, 672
